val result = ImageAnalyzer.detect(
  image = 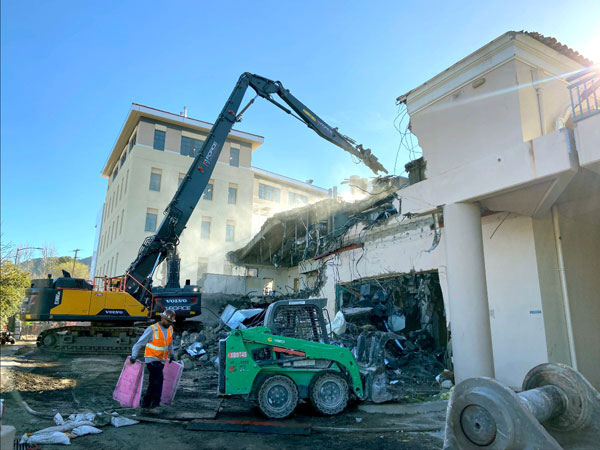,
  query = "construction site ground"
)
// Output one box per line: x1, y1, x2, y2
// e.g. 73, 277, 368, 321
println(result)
1, 341, 444, 449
